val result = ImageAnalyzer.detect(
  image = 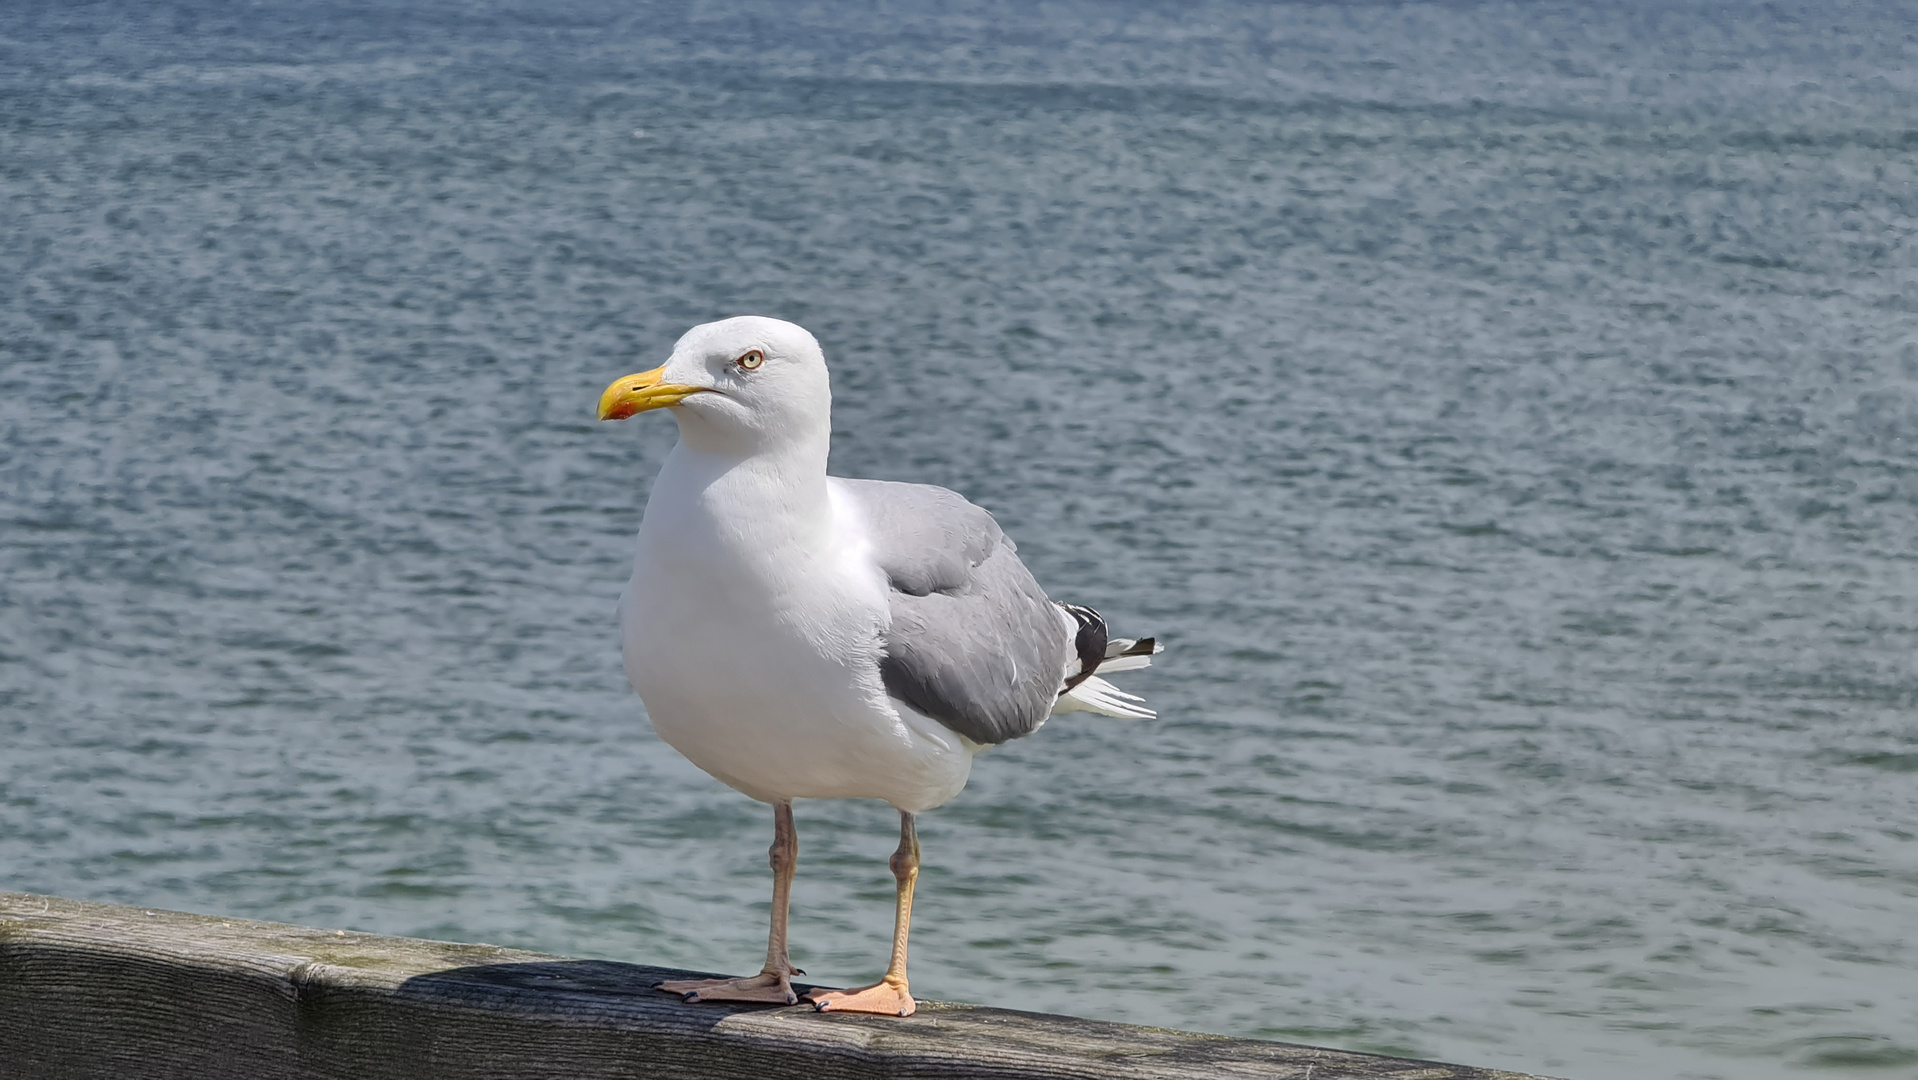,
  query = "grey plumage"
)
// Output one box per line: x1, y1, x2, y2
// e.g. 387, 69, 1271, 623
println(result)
834, 478, 1070, 746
